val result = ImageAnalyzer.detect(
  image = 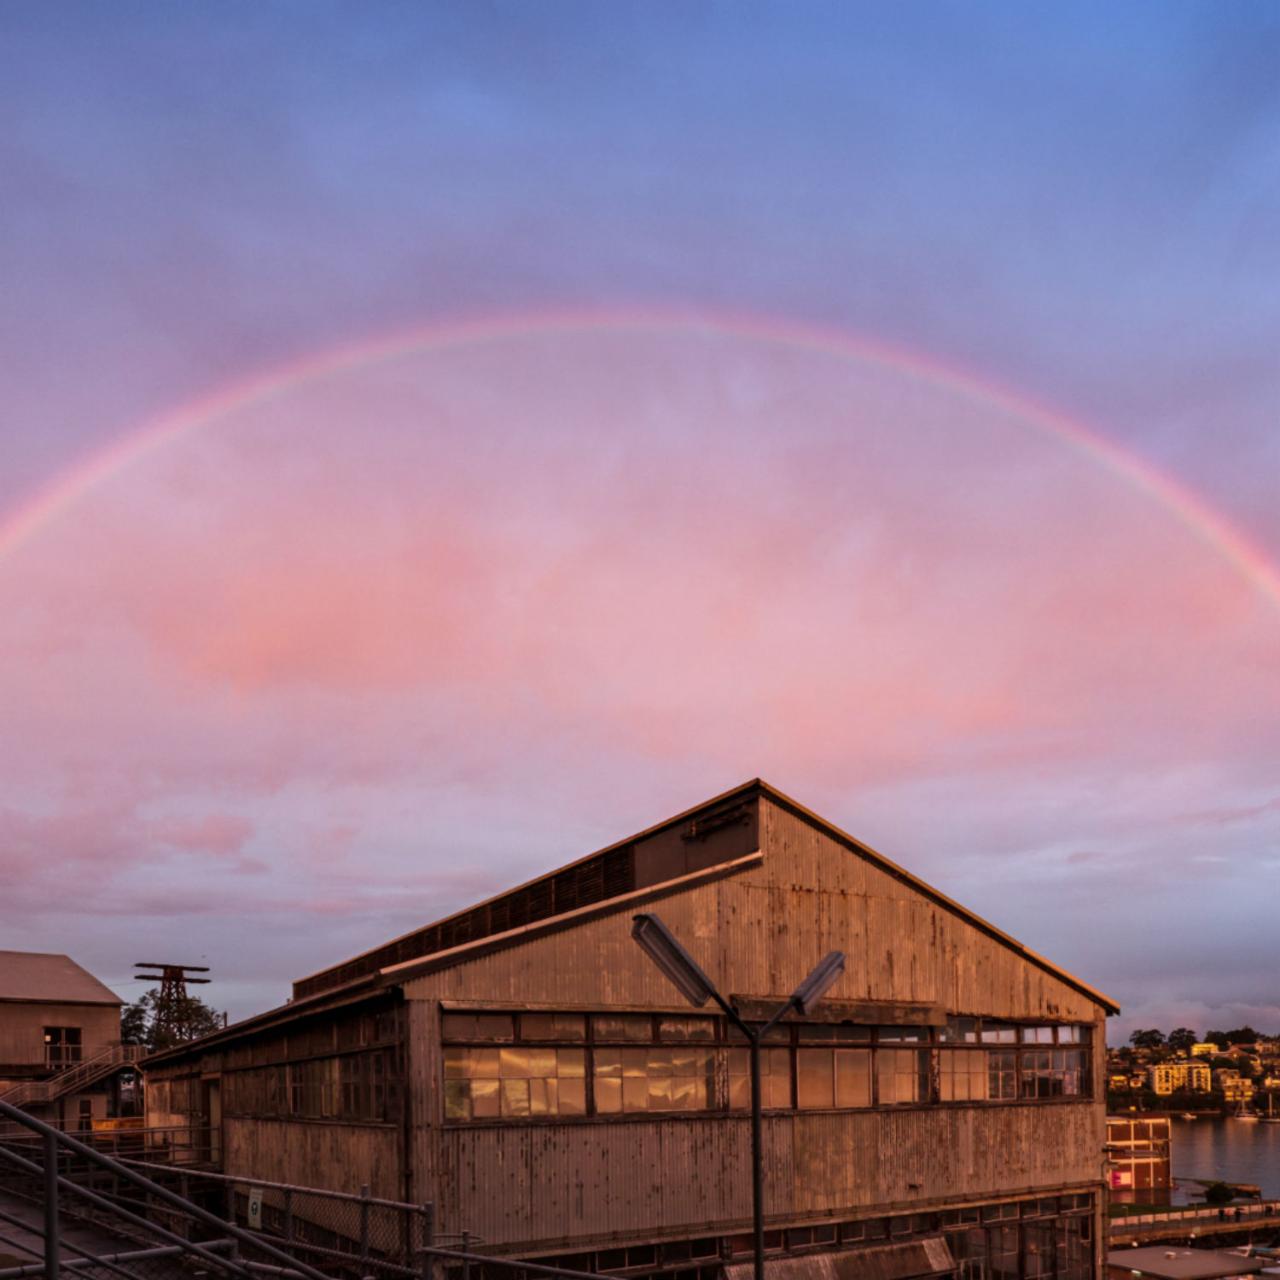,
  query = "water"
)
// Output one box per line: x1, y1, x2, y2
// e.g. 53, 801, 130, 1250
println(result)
1170, 1116, 1280, 1200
